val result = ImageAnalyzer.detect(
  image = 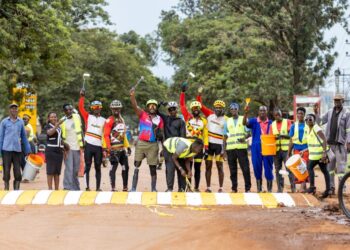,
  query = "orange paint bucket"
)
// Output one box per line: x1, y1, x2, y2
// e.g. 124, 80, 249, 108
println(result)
22, 154, 44, 181
286, 154, 309, 182
27, 154, 44, 167
260, 135, 276, 156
